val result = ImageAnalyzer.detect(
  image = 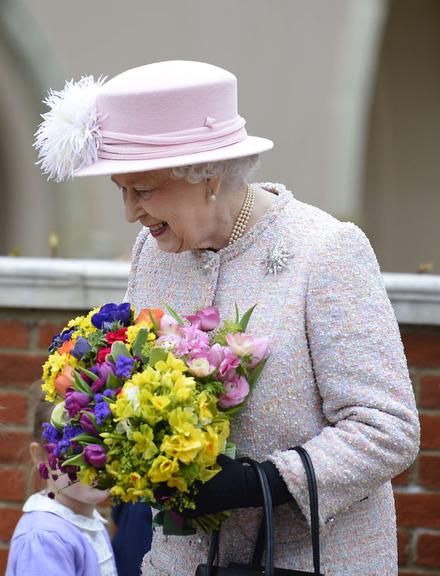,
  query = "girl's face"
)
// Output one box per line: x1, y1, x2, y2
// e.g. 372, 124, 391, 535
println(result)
112, 169, 223, 252
49, 472, 109, 506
